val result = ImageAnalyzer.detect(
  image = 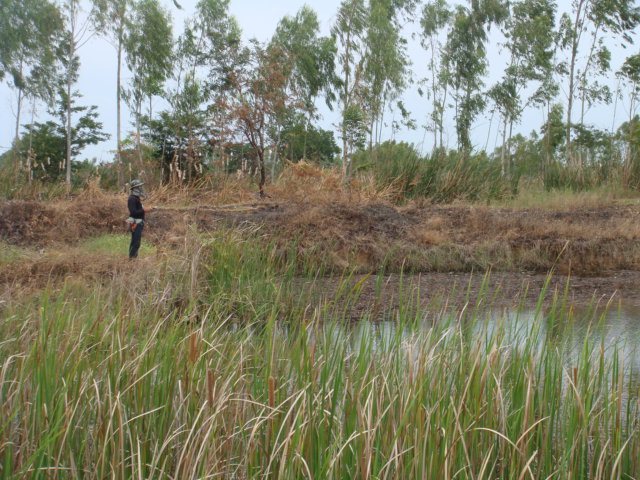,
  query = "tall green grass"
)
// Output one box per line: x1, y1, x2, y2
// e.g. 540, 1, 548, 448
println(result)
1, 234, 640, 479
355, 142, 511, 203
